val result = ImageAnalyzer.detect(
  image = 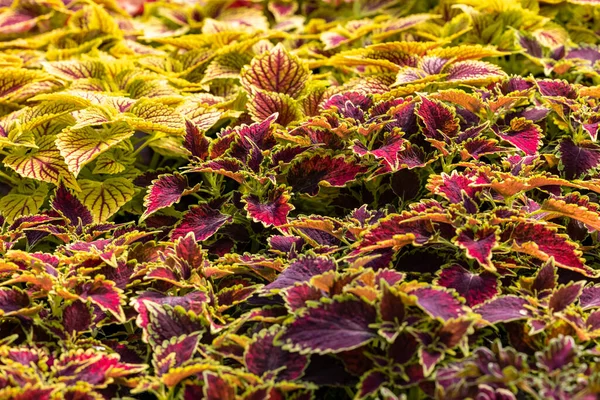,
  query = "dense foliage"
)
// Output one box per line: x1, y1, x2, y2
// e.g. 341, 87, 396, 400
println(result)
3, 0, 600, 398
